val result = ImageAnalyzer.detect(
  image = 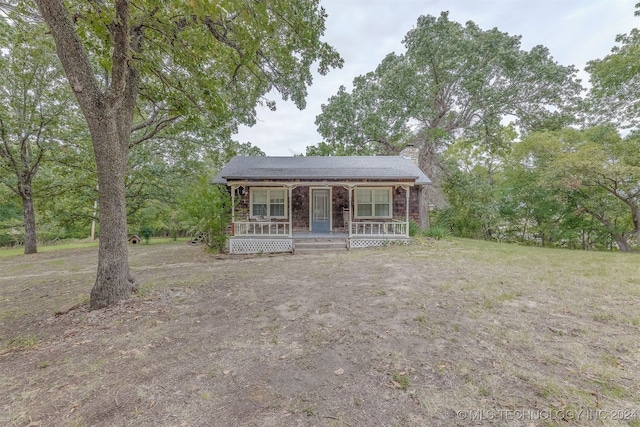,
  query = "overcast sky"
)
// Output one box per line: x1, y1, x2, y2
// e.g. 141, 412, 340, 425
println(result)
235, 0, 638, 156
